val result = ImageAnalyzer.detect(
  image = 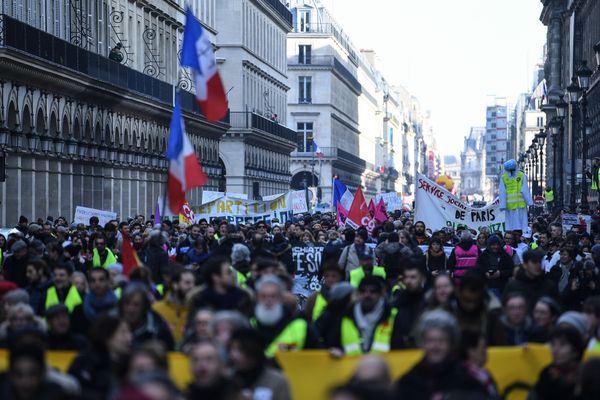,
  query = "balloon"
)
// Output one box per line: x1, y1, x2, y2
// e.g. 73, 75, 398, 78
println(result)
435, 175, 455, 191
